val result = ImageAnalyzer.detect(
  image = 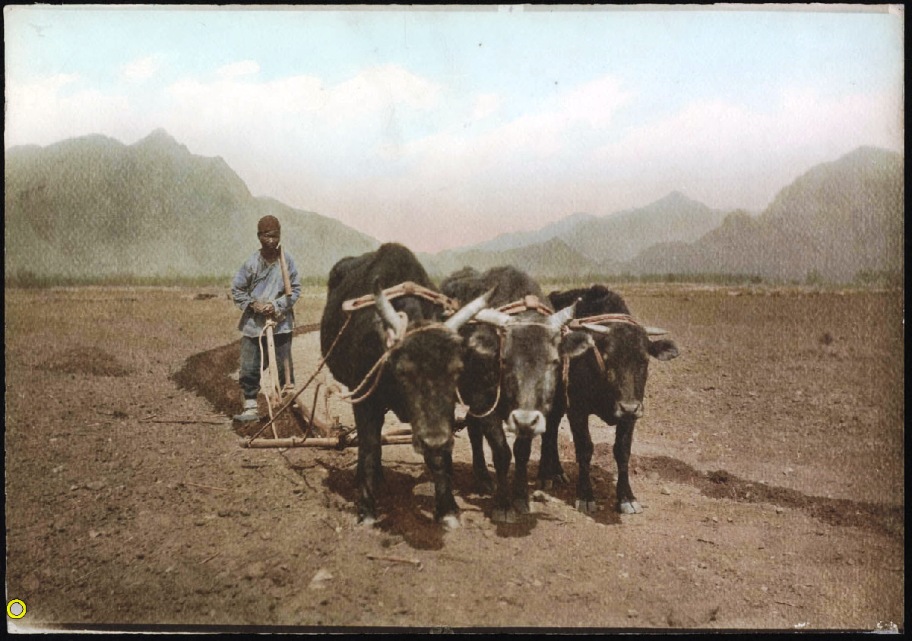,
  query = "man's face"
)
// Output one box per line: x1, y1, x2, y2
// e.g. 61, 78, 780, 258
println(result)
258, 229, 280, 252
